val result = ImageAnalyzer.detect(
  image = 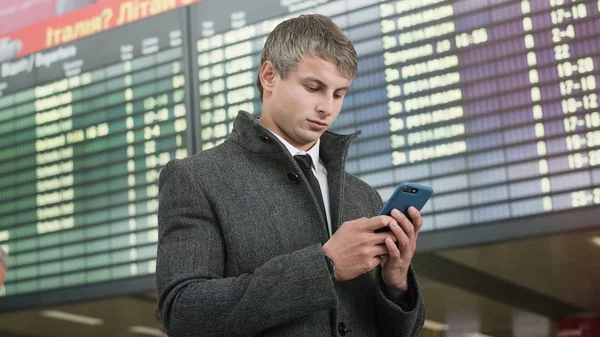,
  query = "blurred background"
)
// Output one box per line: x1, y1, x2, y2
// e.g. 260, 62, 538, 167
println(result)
0, 0, 599, 336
